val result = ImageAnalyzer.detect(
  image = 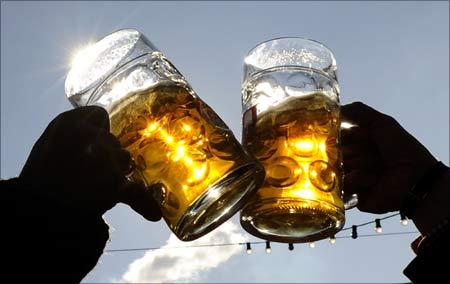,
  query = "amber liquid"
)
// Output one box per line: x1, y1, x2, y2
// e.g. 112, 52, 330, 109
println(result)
241, 93, 345, 242
110, 83, 264, 241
